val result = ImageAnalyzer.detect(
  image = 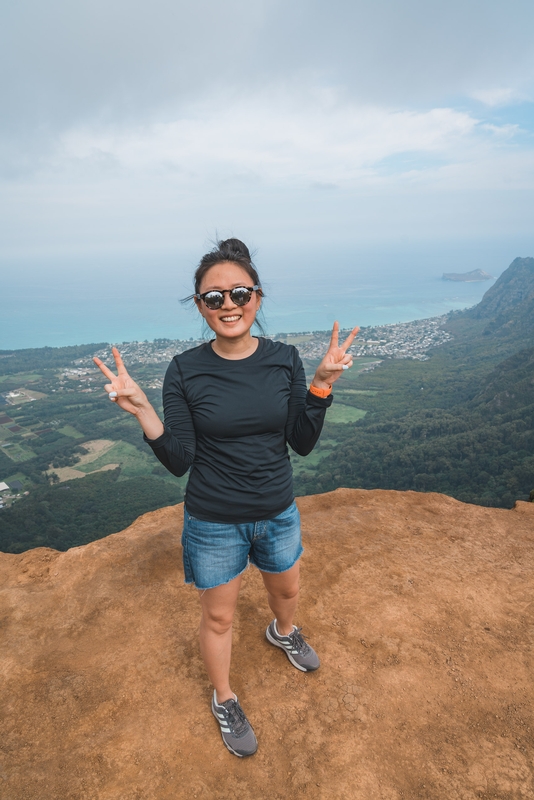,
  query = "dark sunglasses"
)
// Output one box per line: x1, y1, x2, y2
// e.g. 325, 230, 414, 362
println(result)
195, 285, 259, 310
